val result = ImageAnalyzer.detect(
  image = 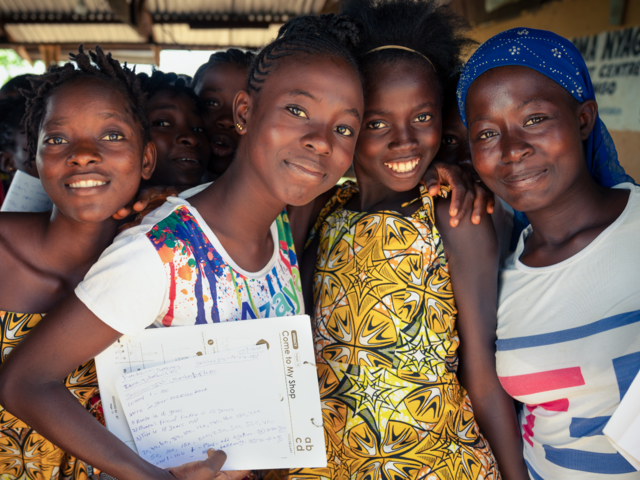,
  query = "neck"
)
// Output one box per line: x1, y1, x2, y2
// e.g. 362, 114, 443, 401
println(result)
41, 208, 118, 275
524, 174, 618, 247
